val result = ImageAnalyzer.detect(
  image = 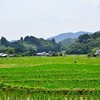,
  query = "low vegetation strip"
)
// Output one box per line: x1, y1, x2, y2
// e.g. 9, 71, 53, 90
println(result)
0, 55, 100, 67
